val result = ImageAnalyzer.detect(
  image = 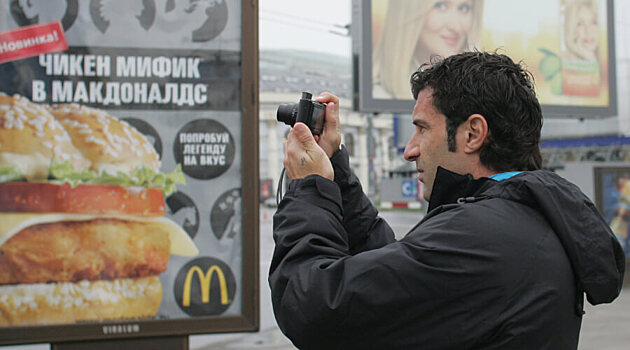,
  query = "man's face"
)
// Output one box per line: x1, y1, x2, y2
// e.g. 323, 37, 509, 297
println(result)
404, 88, 463, 201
